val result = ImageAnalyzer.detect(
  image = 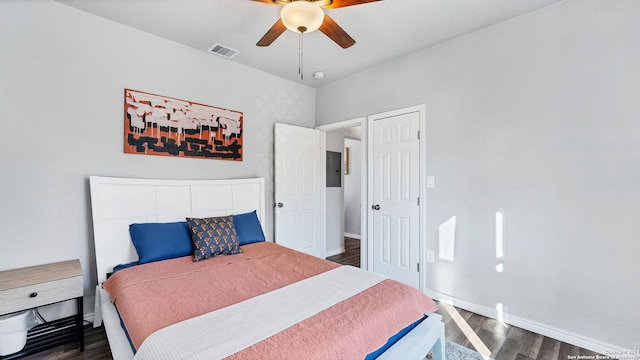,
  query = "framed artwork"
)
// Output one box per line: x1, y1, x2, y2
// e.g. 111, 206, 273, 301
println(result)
124, 89, 243, 161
